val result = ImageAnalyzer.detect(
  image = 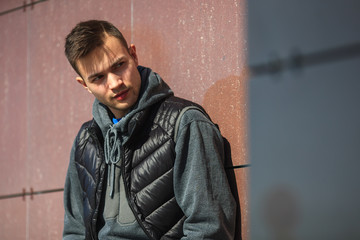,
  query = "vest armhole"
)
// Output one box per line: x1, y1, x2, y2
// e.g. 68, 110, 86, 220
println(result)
173, 106, 209, 143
